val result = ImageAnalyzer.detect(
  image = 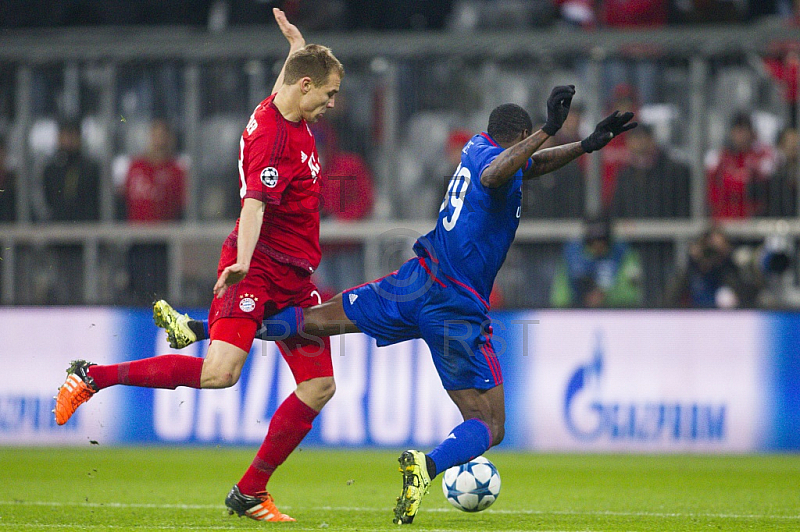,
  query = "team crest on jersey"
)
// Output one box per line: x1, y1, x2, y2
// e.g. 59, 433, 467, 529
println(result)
260, 167, 279, 188
239, 293, 258, 313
